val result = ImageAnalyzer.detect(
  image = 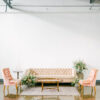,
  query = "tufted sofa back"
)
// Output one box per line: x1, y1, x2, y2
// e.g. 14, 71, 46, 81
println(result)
33, 68, 75, 76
